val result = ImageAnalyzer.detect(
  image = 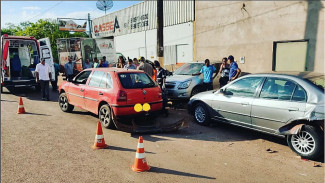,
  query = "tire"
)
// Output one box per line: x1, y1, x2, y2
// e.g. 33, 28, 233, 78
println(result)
287, 125, 324, 160
58, 92, 74, 112
99, 104, 115, 129
193, 103, 210, 126
191, 86, 202, 97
